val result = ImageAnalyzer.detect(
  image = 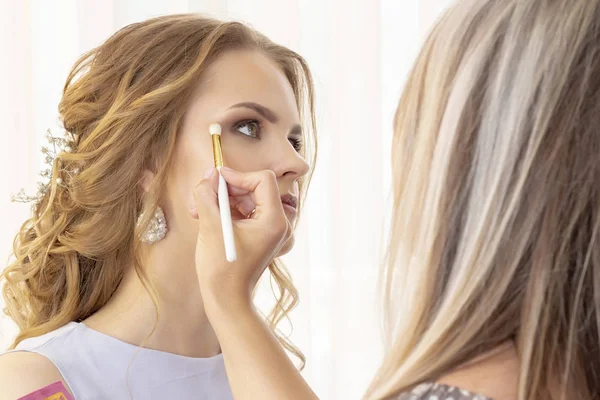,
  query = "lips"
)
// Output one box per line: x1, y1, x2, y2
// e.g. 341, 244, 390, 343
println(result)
280, 194, 298, 211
